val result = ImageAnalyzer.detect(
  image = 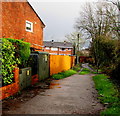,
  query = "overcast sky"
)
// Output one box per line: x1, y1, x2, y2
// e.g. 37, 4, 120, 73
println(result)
28, 0, 98, 48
